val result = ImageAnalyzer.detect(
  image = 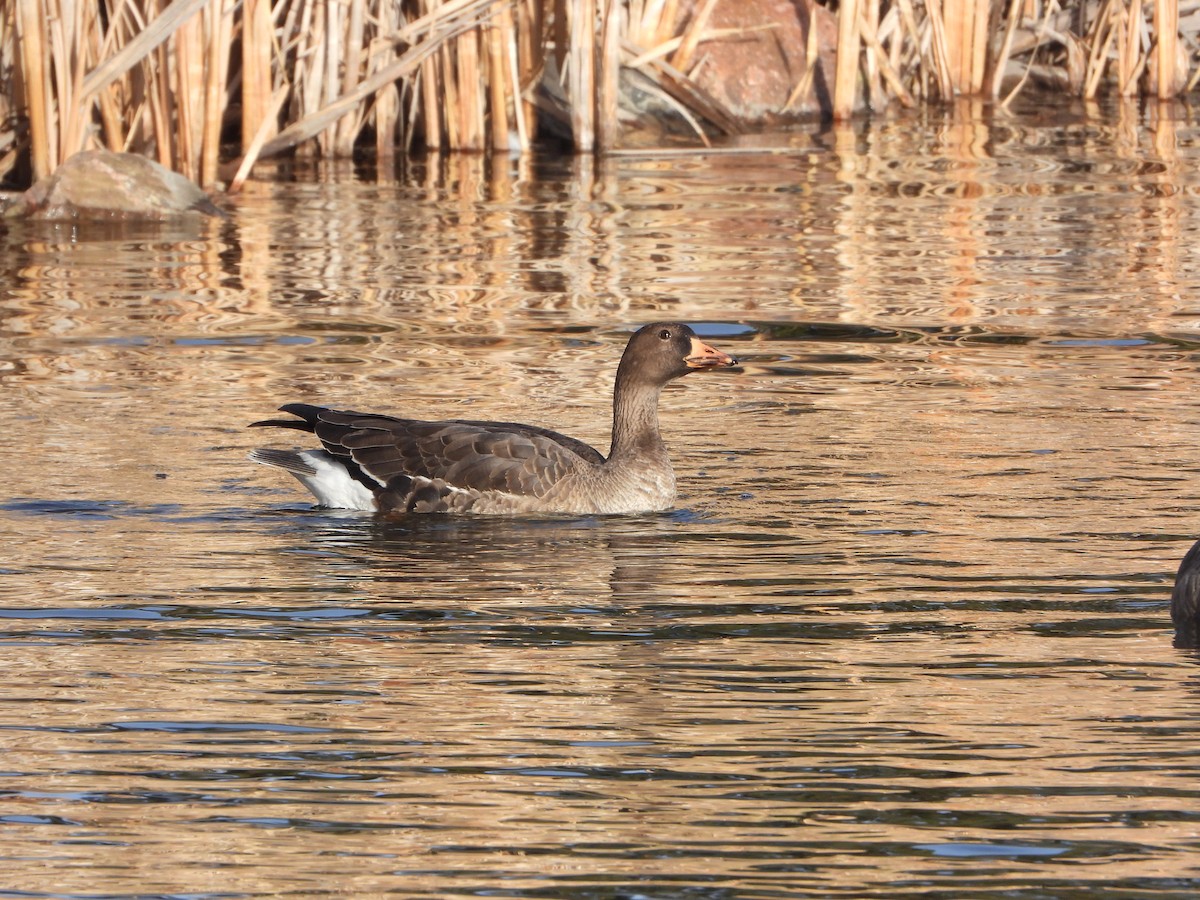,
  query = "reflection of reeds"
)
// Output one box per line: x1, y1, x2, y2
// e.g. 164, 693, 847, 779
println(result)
2, 1, 1199, 185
